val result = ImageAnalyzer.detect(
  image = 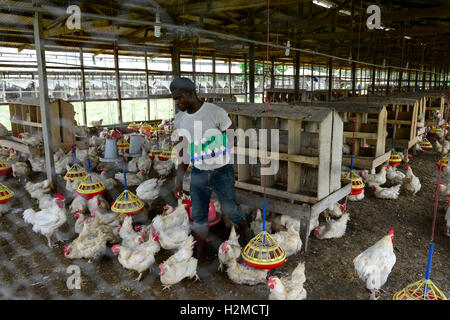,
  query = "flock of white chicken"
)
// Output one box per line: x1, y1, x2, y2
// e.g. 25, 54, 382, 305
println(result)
1, 112, 449, 300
